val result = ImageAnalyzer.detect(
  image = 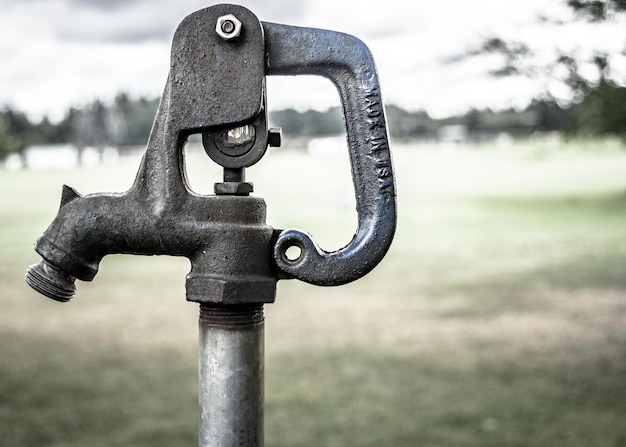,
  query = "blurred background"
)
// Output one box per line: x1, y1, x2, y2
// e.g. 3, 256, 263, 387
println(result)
1, 0, 625, 446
